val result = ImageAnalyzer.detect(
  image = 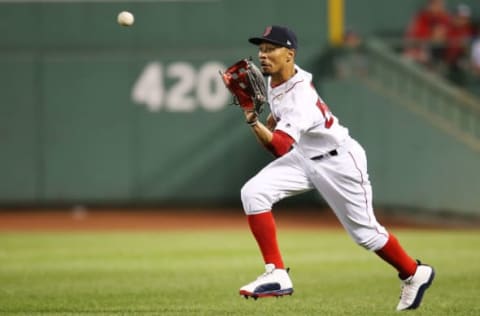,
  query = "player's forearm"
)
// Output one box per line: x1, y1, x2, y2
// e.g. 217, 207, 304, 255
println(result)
266, 113, 277, 131
245, 111, 293, 157
249, 121, 274, 146
244, 111, 273, 146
